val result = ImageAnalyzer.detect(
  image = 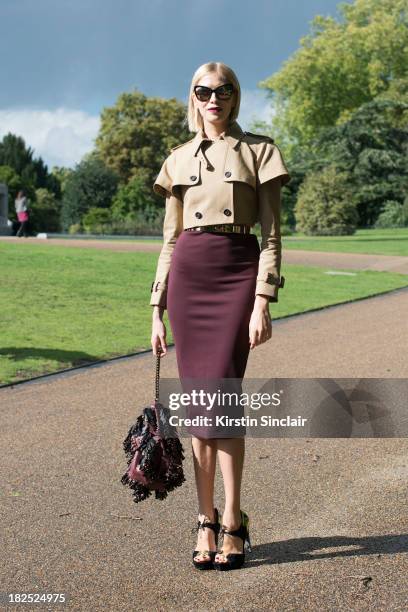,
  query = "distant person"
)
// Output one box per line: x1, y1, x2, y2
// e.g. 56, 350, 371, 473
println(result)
15, 190, 30, 237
